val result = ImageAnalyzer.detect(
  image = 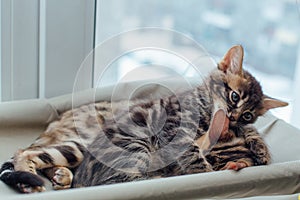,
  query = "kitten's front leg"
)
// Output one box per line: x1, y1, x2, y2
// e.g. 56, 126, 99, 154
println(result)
243, 125, 271, 165
175, 142, 213, 175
